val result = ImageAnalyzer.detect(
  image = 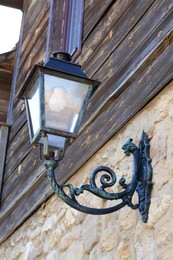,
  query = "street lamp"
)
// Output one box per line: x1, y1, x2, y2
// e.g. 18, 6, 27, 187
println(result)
19, 52, 99, 156
19, 52, 153, 223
